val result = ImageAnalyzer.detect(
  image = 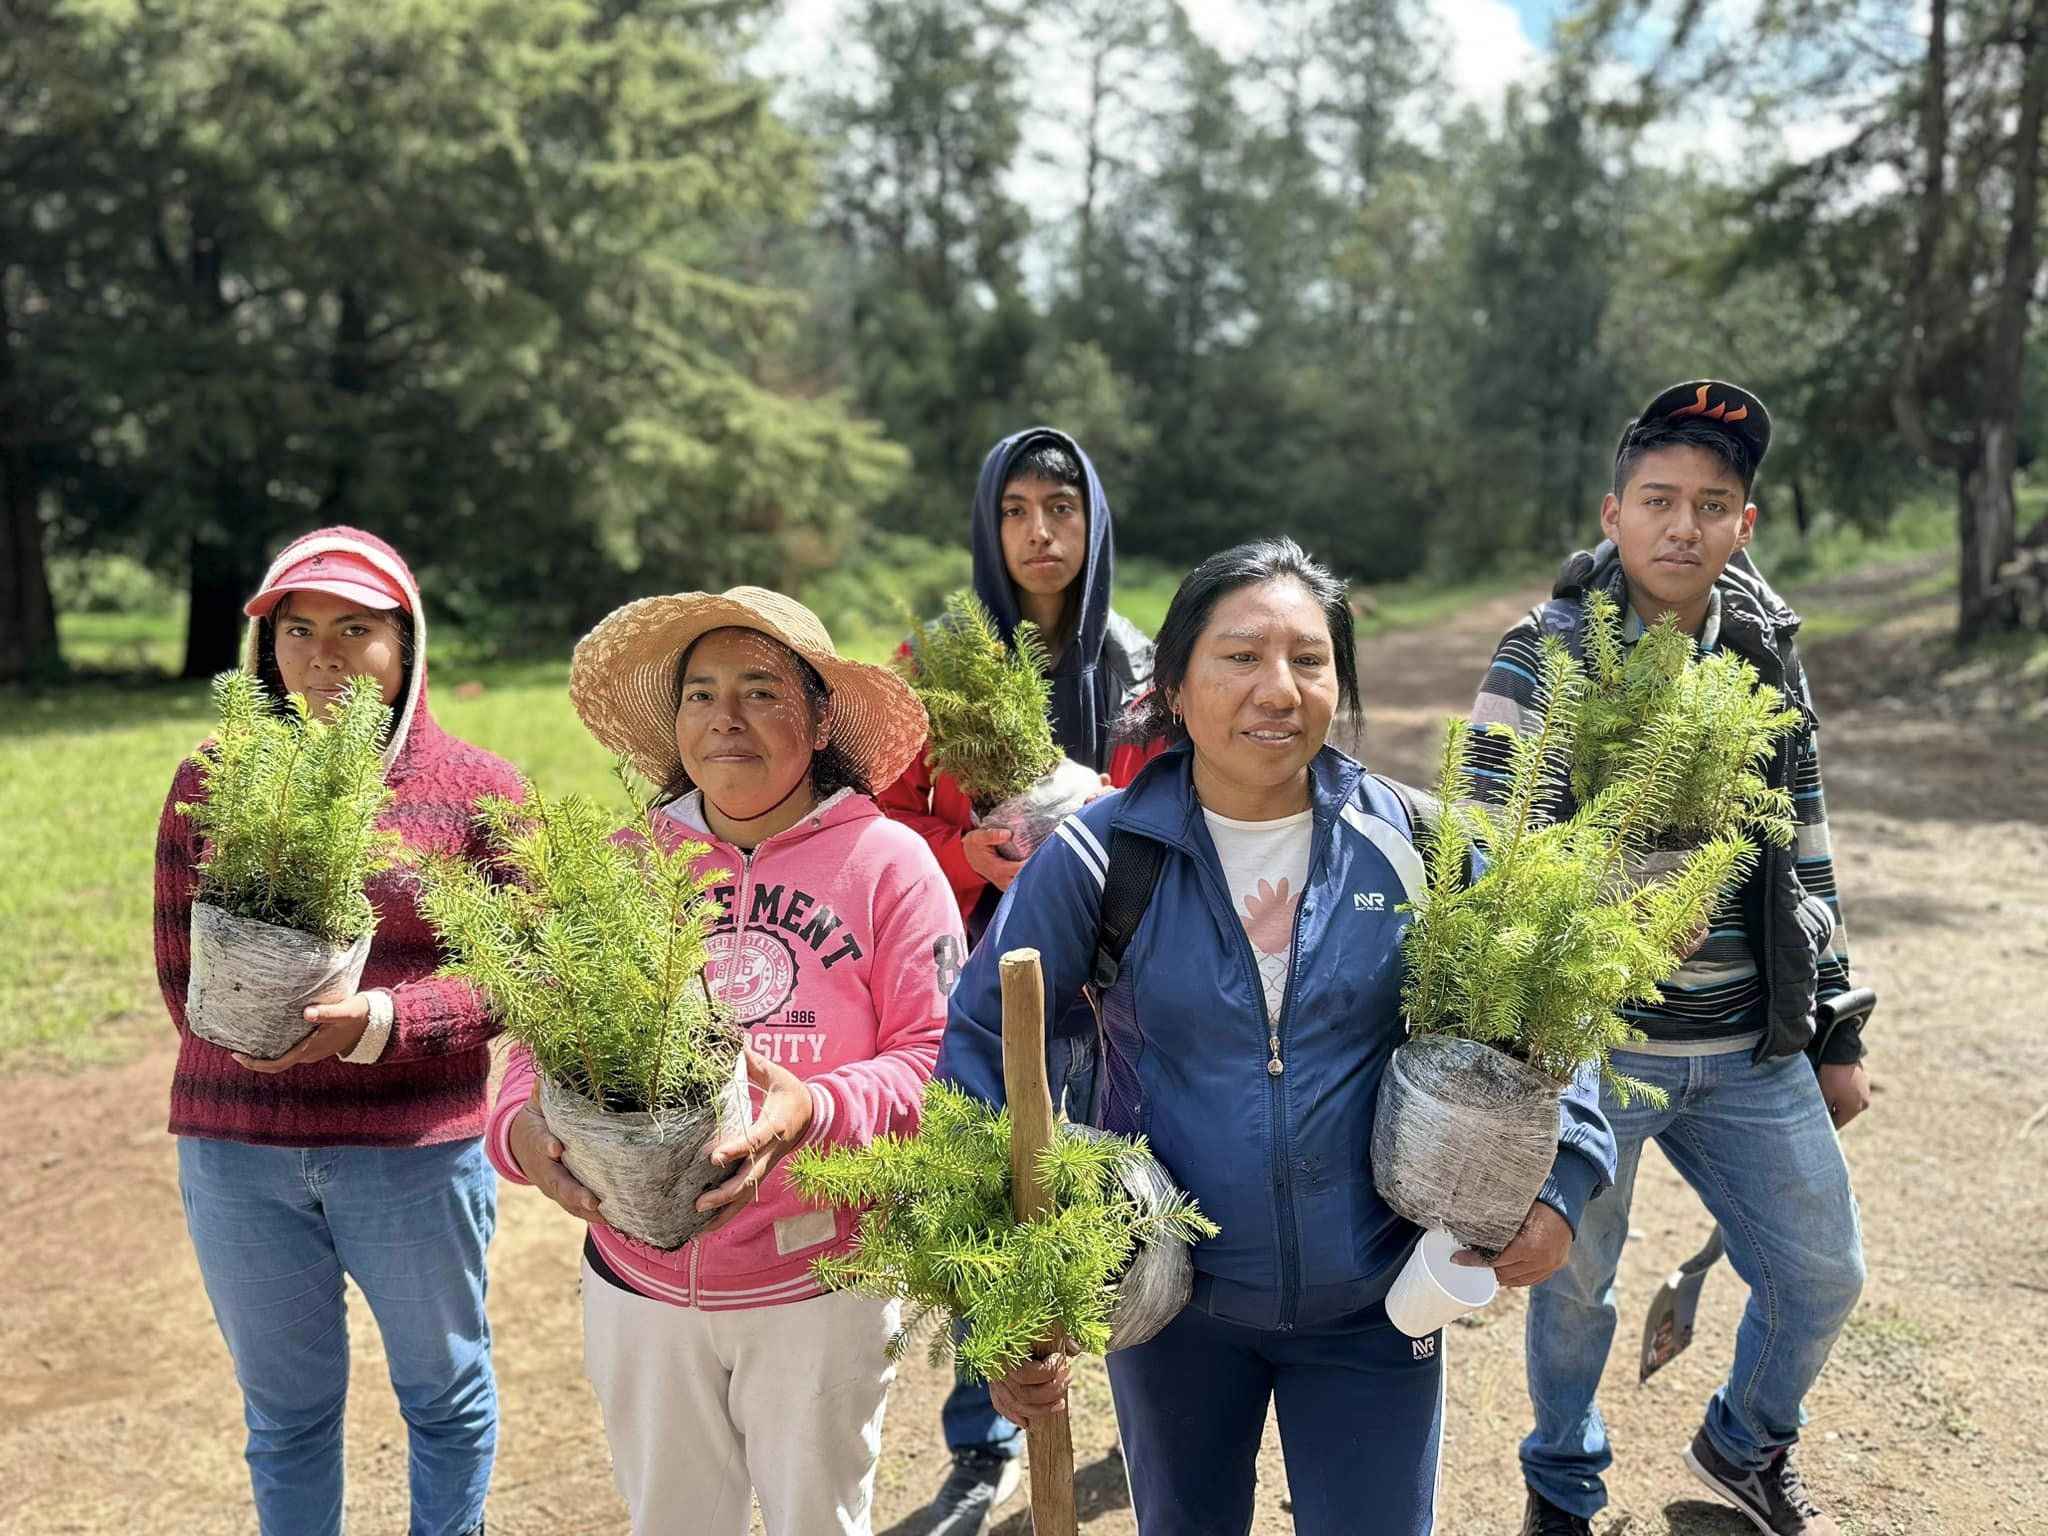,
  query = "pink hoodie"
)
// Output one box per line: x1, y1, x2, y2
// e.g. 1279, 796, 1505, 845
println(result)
486, 787, 963, 1309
